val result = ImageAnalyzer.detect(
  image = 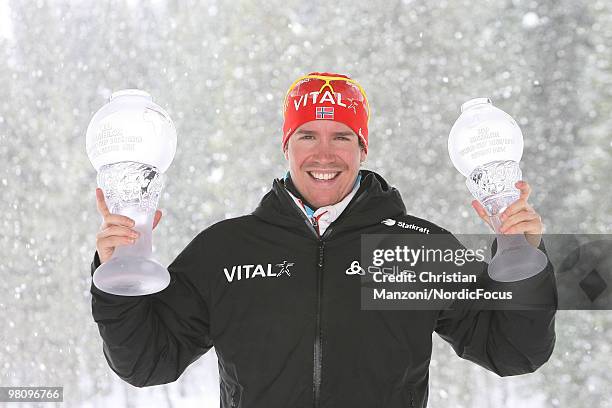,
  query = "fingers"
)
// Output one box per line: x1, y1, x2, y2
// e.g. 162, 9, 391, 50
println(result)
516, 180, 531, 202
96, 224, 140, 263
100, 214, 136, 231
499, 210, 542, 234
500, 180, 532, 222
472, 181, 543, 248
96, 188, 137, 229
95, 188, 111, 217
498, 181, 543, 236
152, 210, 162, 230
500, 217, 543, 248
98, 234, 139, 248
96, 225, 140, 252
97, 224, 140, 240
